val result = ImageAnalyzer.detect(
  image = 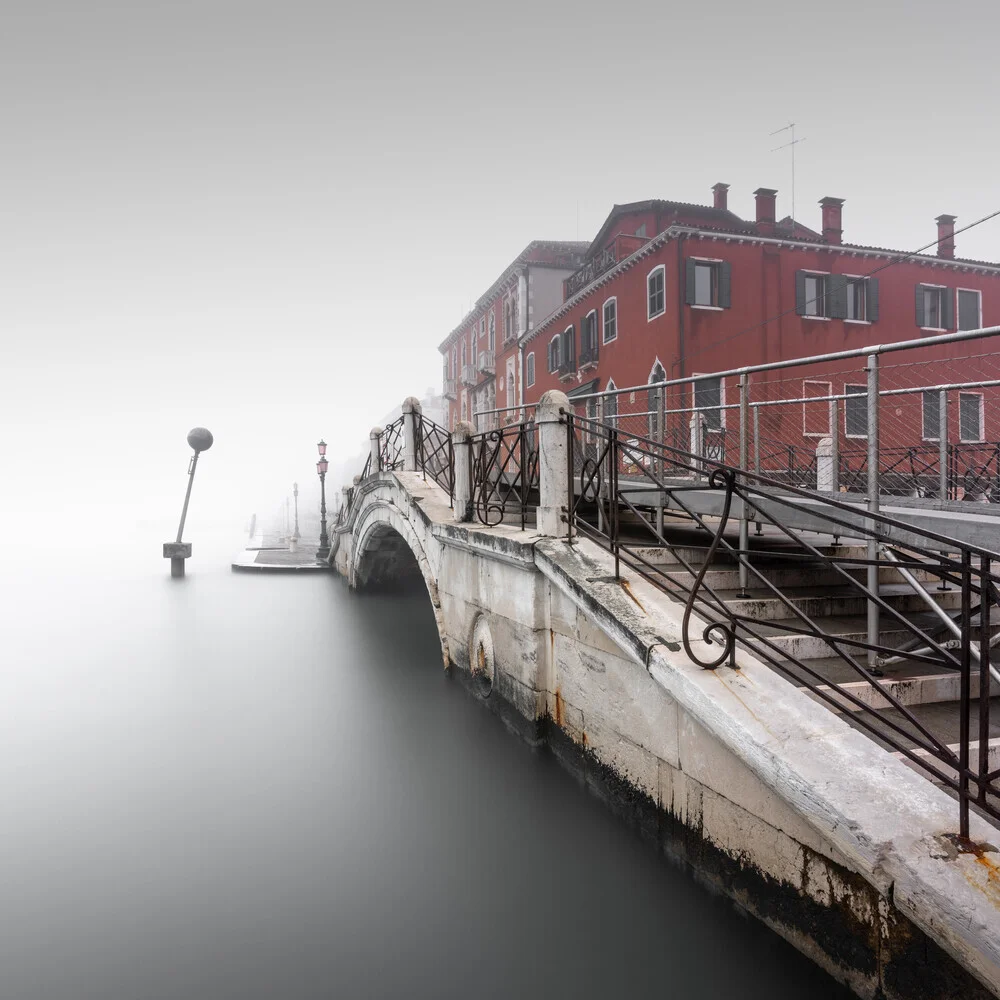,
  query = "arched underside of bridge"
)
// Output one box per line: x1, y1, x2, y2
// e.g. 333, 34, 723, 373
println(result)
350, 499, 450, 667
